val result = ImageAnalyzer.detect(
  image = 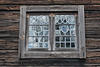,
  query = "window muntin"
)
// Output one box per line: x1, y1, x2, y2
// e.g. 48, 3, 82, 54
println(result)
55, 15, 77, 49
27, 15, 49, 50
